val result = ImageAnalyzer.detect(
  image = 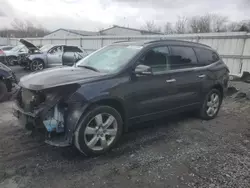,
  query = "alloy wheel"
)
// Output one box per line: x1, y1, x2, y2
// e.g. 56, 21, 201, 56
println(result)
32, 60, 44, 71
206, 93, 220, 117
84, 113, 118, 151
